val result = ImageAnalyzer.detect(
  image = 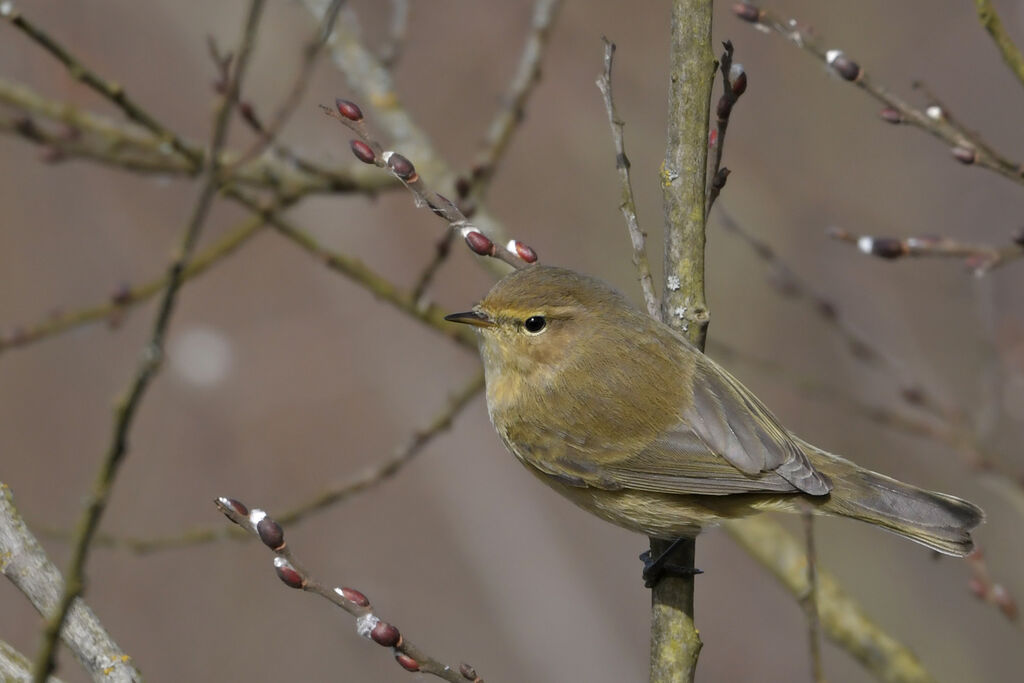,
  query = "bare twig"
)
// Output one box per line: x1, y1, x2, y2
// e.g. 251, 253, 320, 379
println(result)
733, 2, 1024, 186
215, 497, 484, 682
377, 0, 410, 68
30, 3, 267, 680
827, 225, 1024, 275
596, 37, 659, 319
715, 206, 958, 422
465, 0, 562, 204
84, 371, 483, 554
229, 0, 346, 170
974, 0, 1024, 89
321, 100, 536, 269
0, 198, 301, 355
0, 483, 140, 682
725, 517, 935, 683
